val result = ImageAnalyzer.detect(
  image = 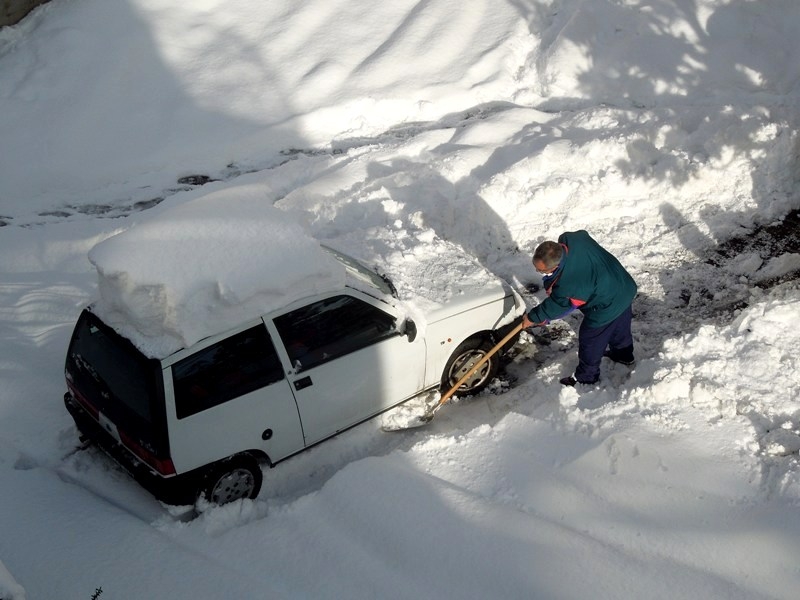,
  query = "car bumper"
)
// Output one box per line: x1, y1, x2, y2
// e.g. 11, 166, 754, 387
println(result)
64, 392, 200, 506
